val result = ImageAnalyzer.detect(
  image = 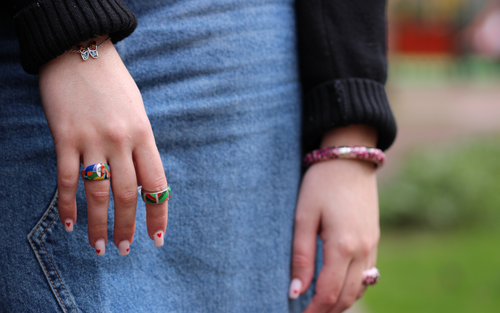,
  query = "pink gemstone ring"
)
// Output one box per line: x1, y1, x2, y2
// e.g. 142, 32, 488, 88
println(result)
362, 267, 380, 286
